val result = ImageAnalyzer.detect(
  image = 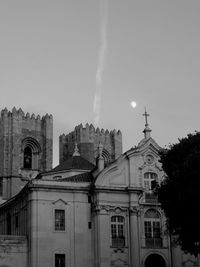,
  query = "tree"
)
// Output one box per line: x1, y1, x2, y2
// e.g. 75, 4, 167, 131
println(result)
158, 132, 200, 255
